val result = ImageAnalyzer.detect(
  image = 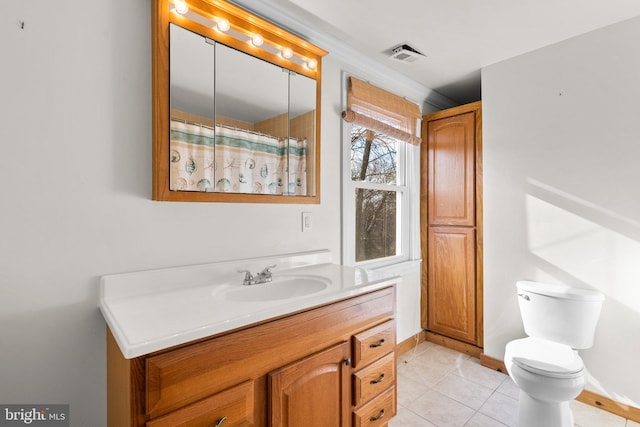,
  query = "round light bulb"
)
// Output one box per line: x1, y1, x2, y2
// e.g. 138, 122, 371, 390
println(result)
306, 59, 317, 70
216, 18, 230, 32
281, 47, 293, 59
174, 0, 188, 14
251, 34, 264, 47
